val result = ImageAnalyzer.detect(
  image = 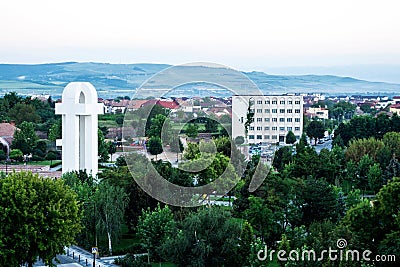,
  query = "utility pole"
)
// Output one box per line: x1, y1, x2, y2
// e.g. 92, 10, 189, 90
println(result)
92, 202, 97, 267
